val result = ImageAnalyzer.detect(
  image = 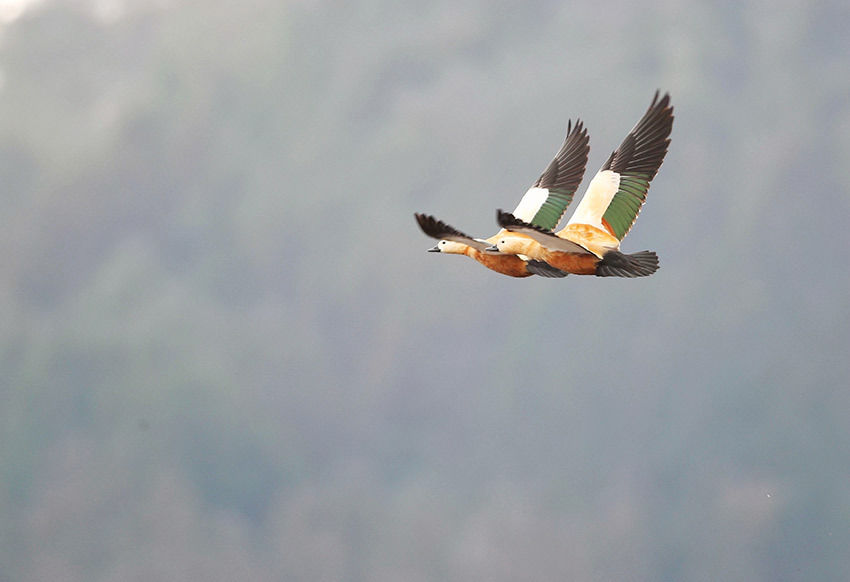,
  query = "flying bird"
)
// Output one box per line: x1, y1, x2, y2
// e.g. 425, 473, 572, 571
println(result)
414, 119, 590, 278
491, 92, 673, 277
